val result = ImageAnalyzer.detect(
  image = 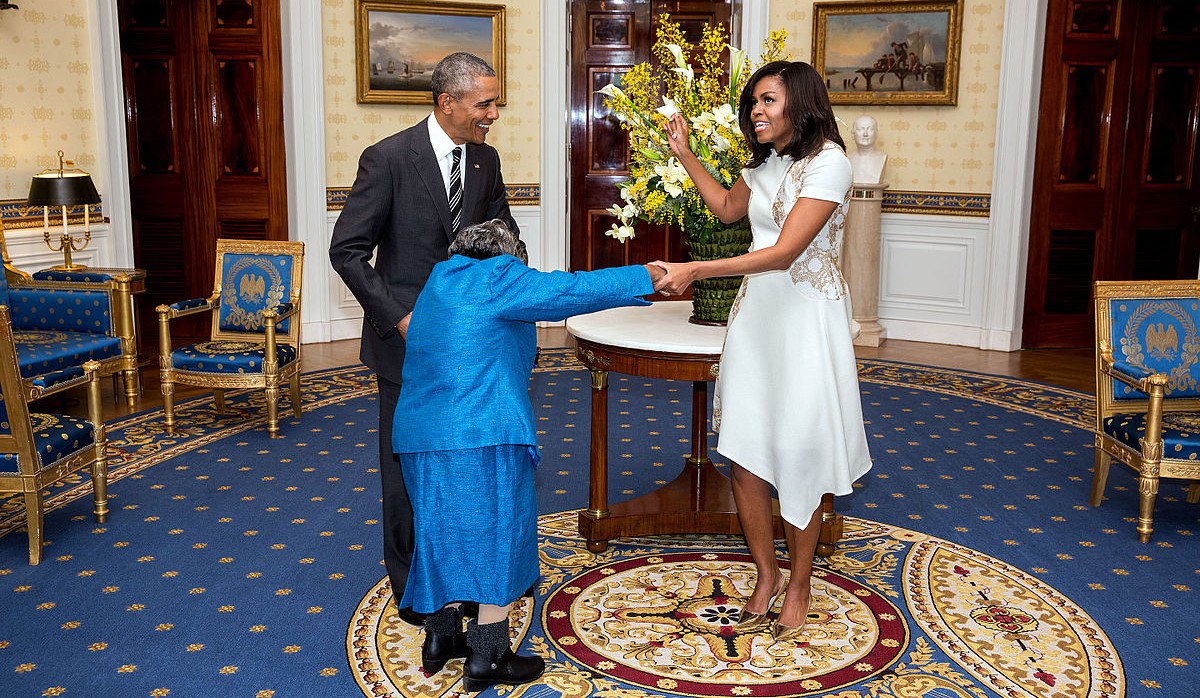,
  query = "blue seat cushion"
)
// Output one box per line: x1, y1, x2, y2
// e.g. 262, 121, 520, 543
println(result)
170, 341, 297, 373
0, 412, 95, 475
1102, 412, 1200, 461
12, 331, 124, 376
